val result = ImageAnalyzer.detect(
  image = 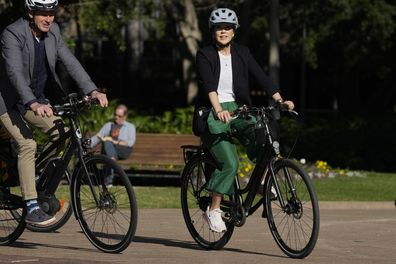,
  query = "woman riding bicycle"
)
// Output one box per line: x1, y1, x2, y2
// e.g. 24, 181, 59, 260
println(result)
194, 7, 294, 233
